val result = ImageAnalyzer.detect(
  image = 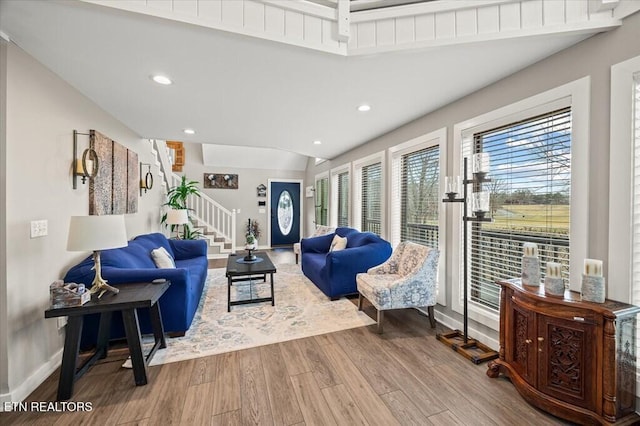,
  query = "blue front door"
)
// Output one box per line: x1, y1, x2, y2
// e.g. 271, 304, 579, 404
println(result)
270, 181, 300, 246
